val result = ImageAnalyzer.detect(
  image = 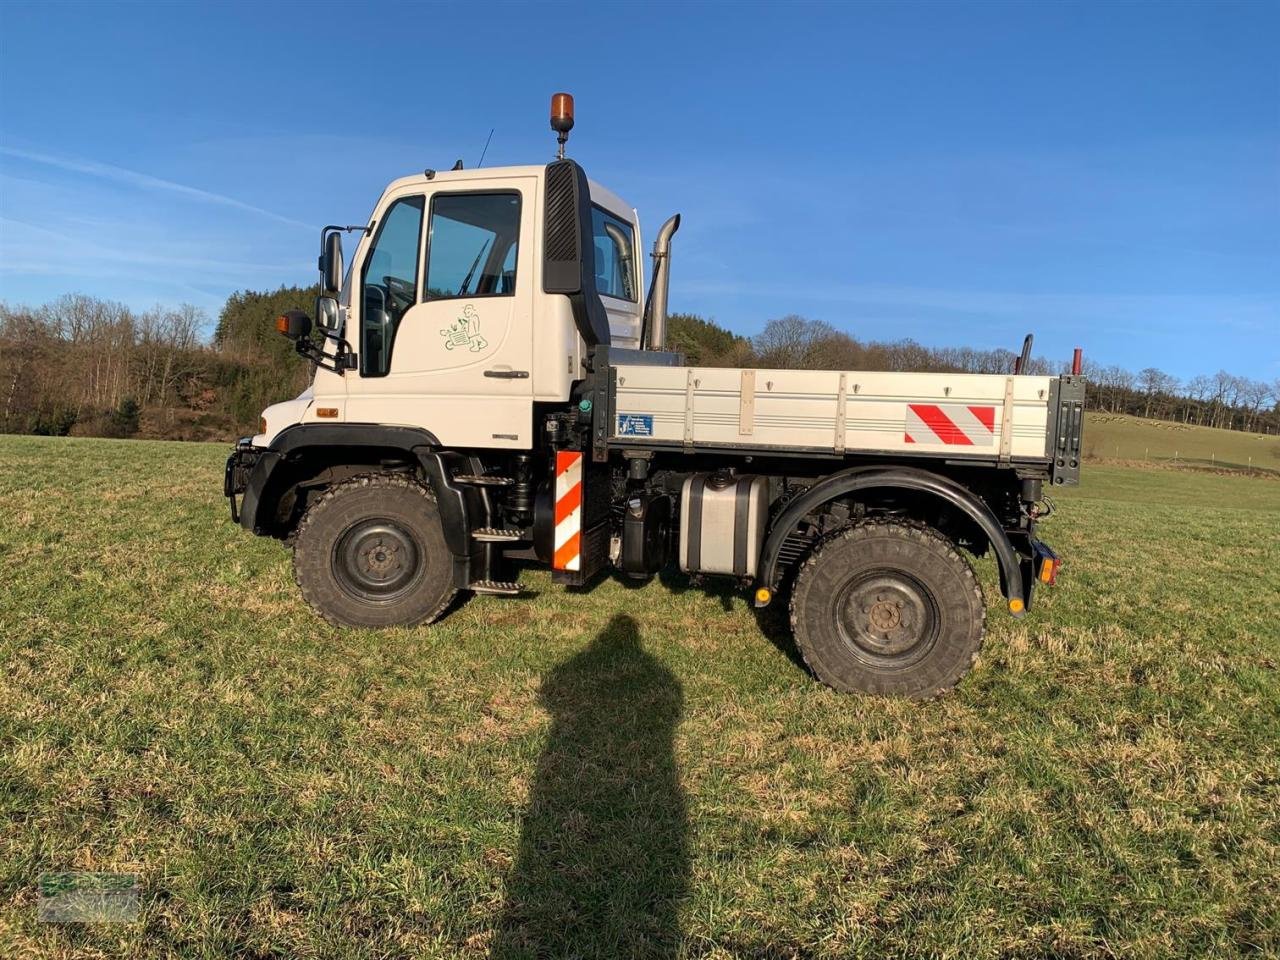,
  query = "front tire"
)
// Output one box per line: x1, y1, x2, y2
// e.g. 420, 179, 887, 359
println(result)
292, 474, 457, 628
790, 521, 985, 698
